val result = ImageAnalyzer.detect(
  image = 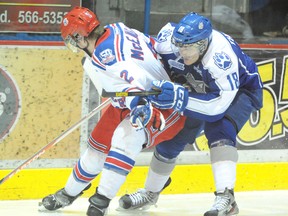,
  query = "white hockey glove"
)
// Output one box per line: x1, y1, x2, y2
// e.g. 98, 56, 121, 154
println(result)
130, 98, 165, 131
149, 80, 188, 112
